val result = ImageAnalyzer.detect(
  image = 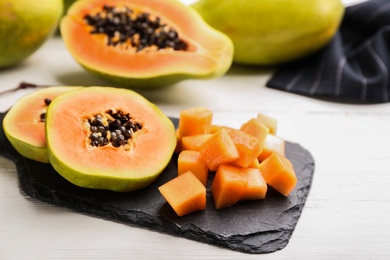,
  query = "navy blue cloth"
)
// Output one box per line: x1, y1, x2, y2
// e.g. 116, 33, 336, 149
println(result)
267, 0, 390, 103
